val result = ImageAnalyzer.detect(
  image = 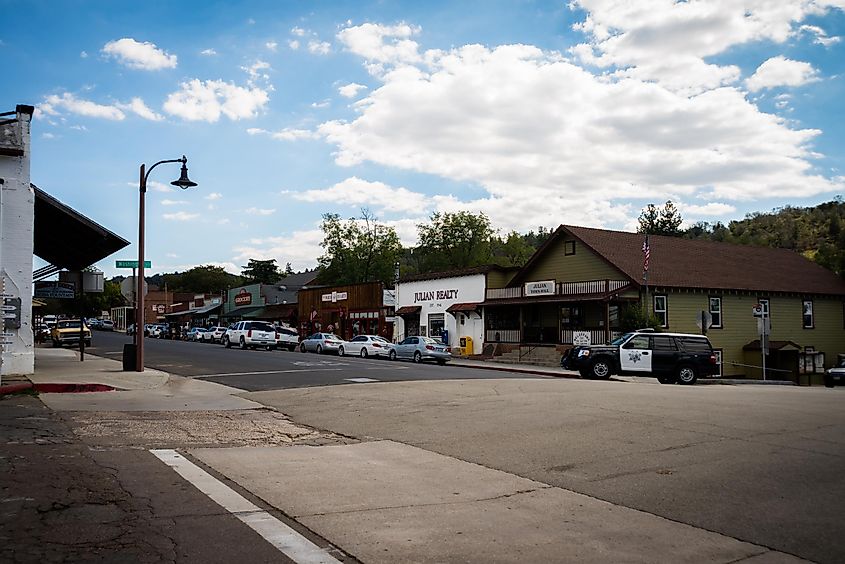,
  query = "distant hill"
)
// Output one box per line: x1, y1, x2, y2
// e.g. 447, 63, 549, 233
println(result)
683, 198, 845, 277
